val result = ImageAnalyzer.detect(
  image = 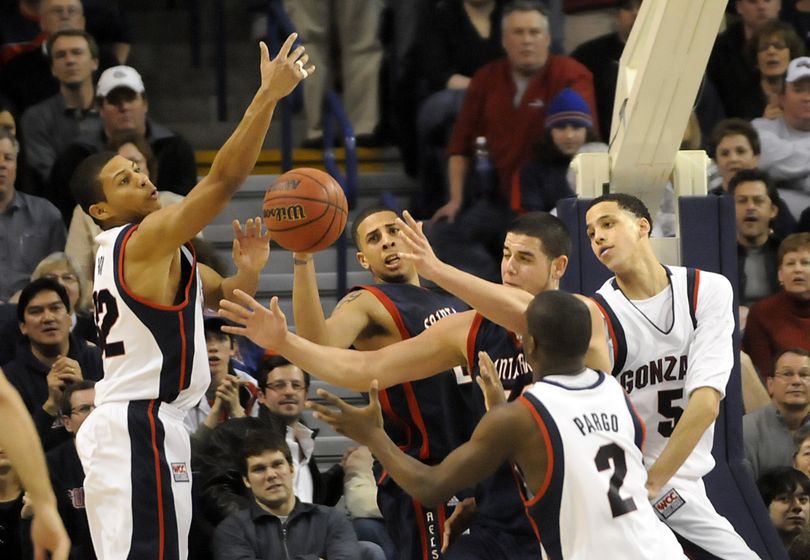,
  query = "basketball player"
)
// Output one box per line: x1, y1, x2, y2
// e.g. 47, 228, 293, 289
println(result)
309, 291, 688, 560
584, 193, 757, 558
0, 371, 70, 559
68, 35, 314, 560
221, 212, 610, 559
